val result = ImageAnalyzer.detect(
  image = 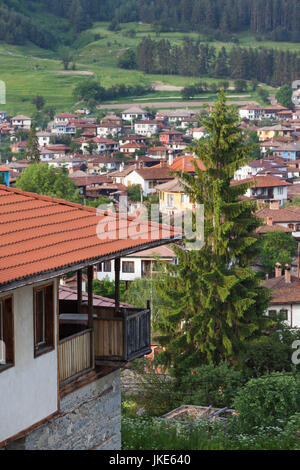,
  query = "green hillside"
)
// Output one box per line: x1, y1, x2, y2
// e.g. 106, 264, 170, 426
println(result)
0, 21, 298, 115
